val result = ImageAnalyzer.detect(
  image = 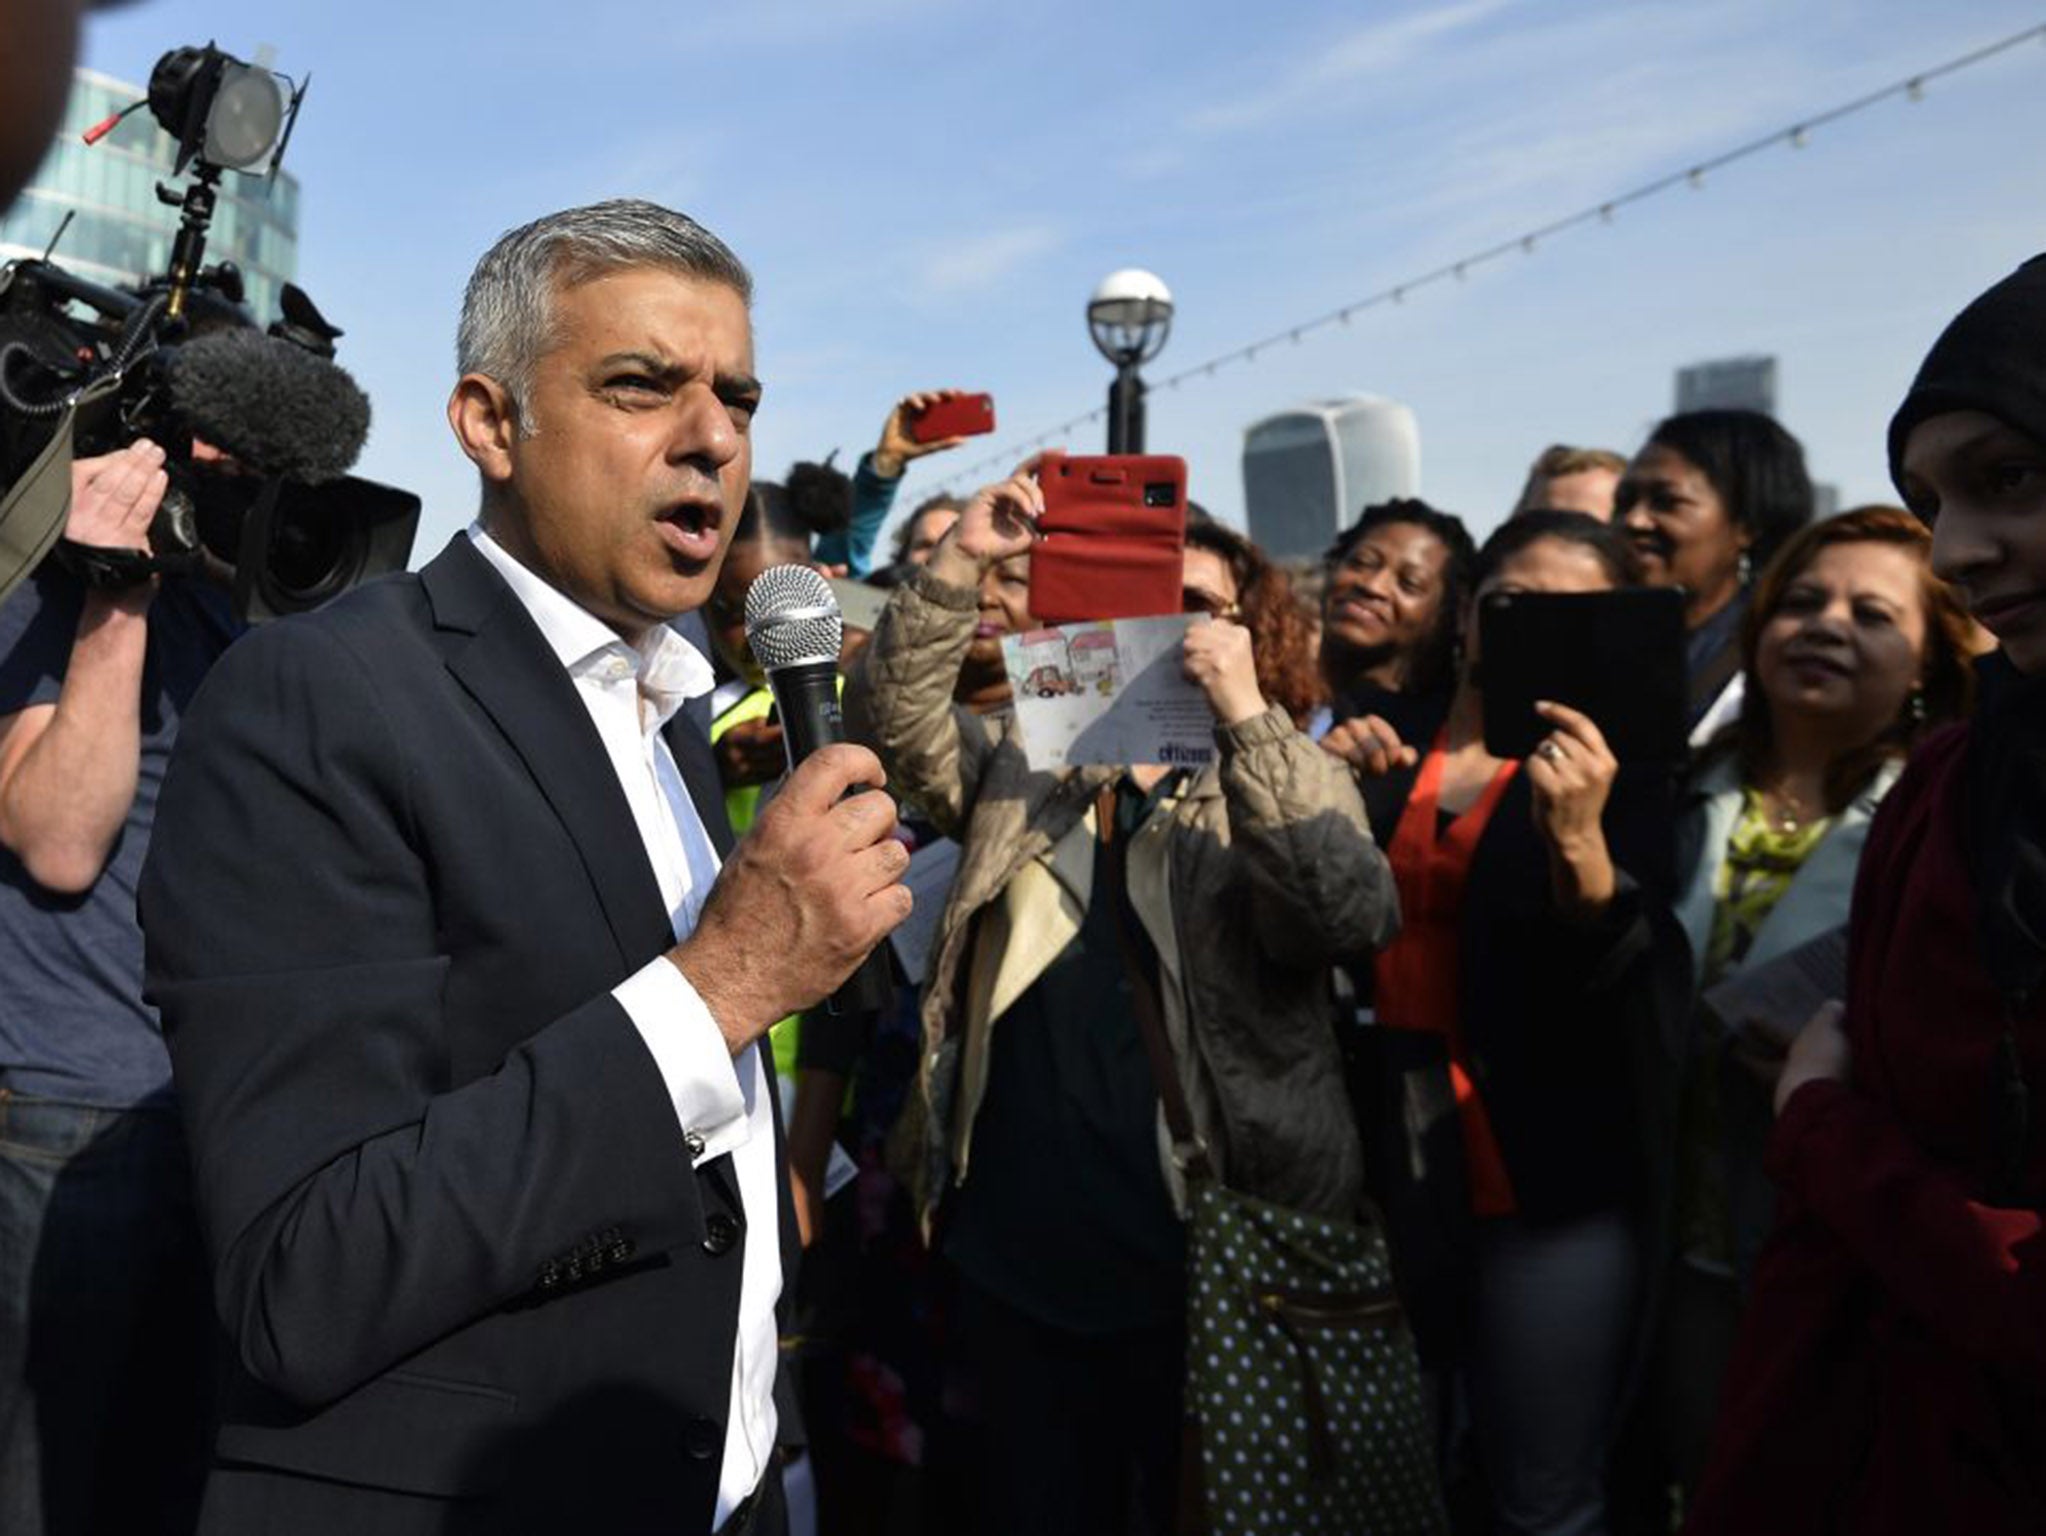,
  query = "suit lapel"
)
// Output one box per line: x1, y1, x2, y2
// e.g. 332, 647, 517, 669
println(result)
422, 538, 673, 969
